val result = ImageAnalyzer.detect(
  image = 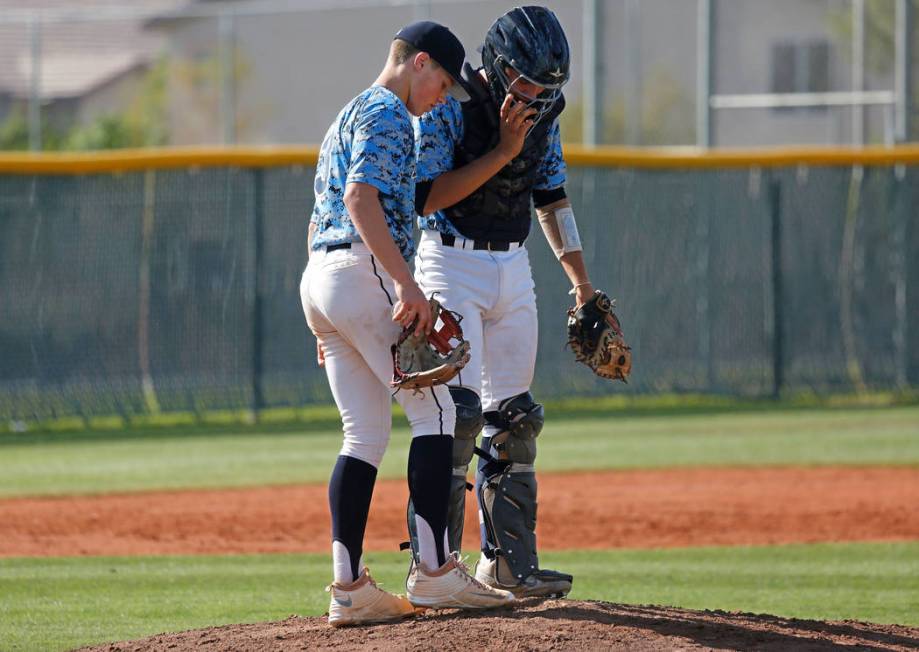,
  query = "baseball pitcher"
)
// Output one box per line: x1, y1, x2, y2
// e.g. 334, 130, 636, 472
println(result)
300, 20, 513, 628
